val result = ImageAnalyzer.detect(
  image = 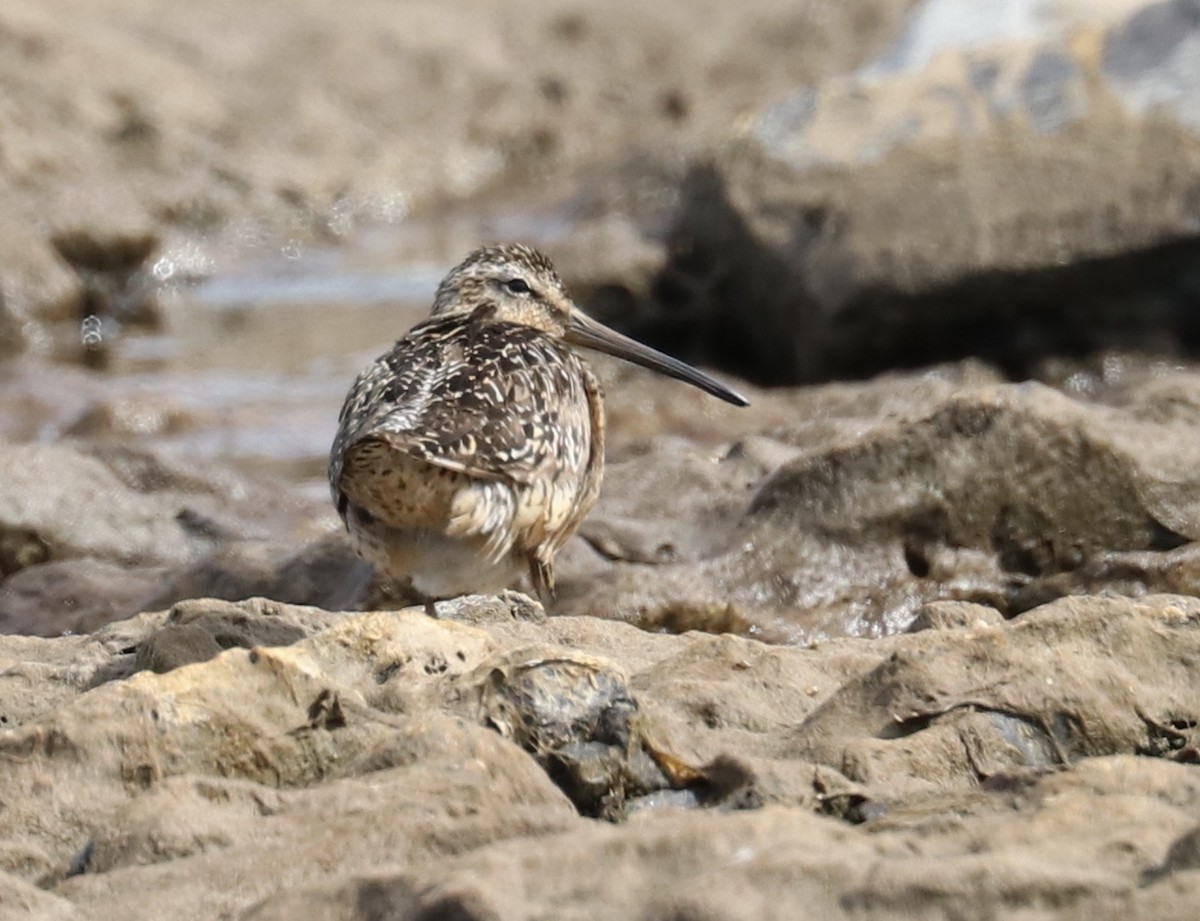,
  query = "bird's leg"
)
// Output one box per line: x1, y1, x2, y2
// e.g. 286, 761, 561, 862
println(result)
375, 574, 441, 617
527, 555, 556, 609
